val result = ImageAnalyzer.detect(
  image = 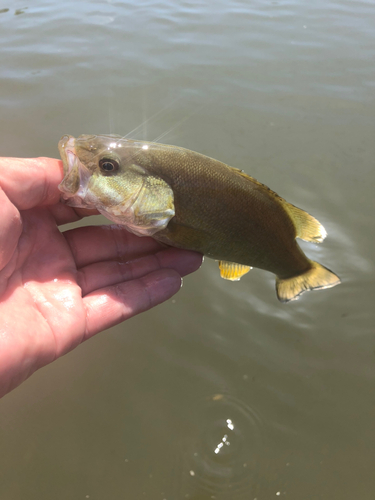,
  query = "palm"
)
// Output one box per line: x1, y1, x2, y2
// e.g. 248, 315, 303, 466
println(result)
0, 157, 201, 398
4, 207, 87, 373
